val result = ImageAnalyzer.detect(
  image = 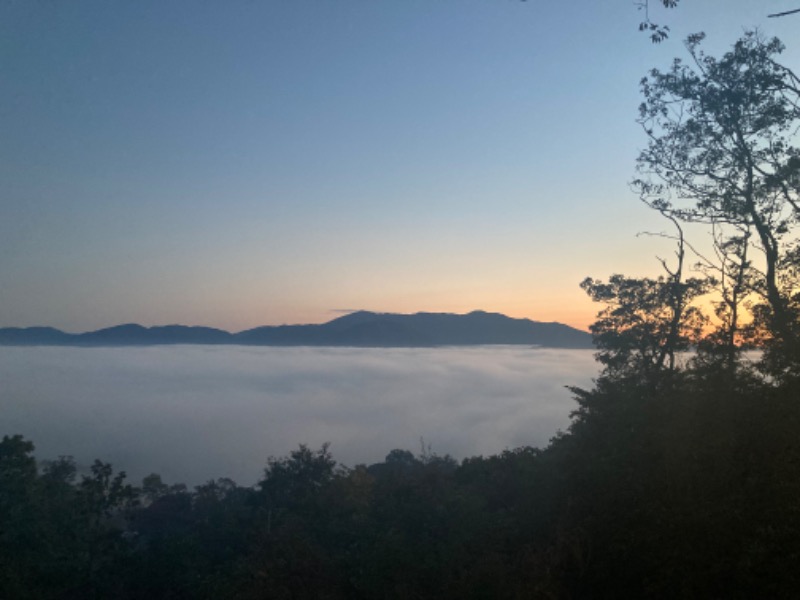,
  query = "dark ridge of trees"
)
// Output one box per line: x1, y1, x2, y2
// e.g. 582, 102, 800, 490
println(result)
3, 31, 800, 600
3, 369, 800, 599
